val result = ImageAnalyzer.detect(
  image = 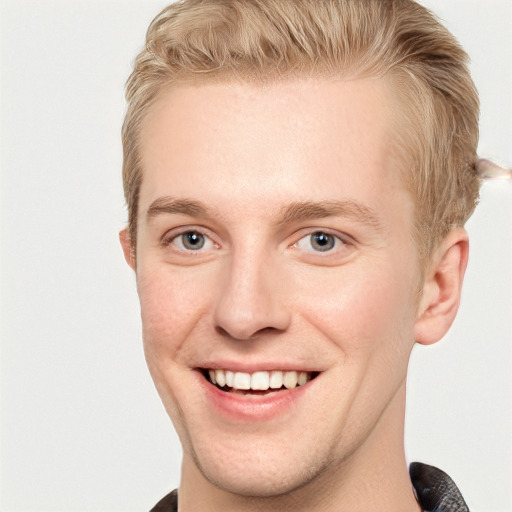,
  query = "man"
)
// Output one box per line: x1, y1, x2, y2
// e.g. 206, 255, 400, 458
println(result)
119, 1, 480, 510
